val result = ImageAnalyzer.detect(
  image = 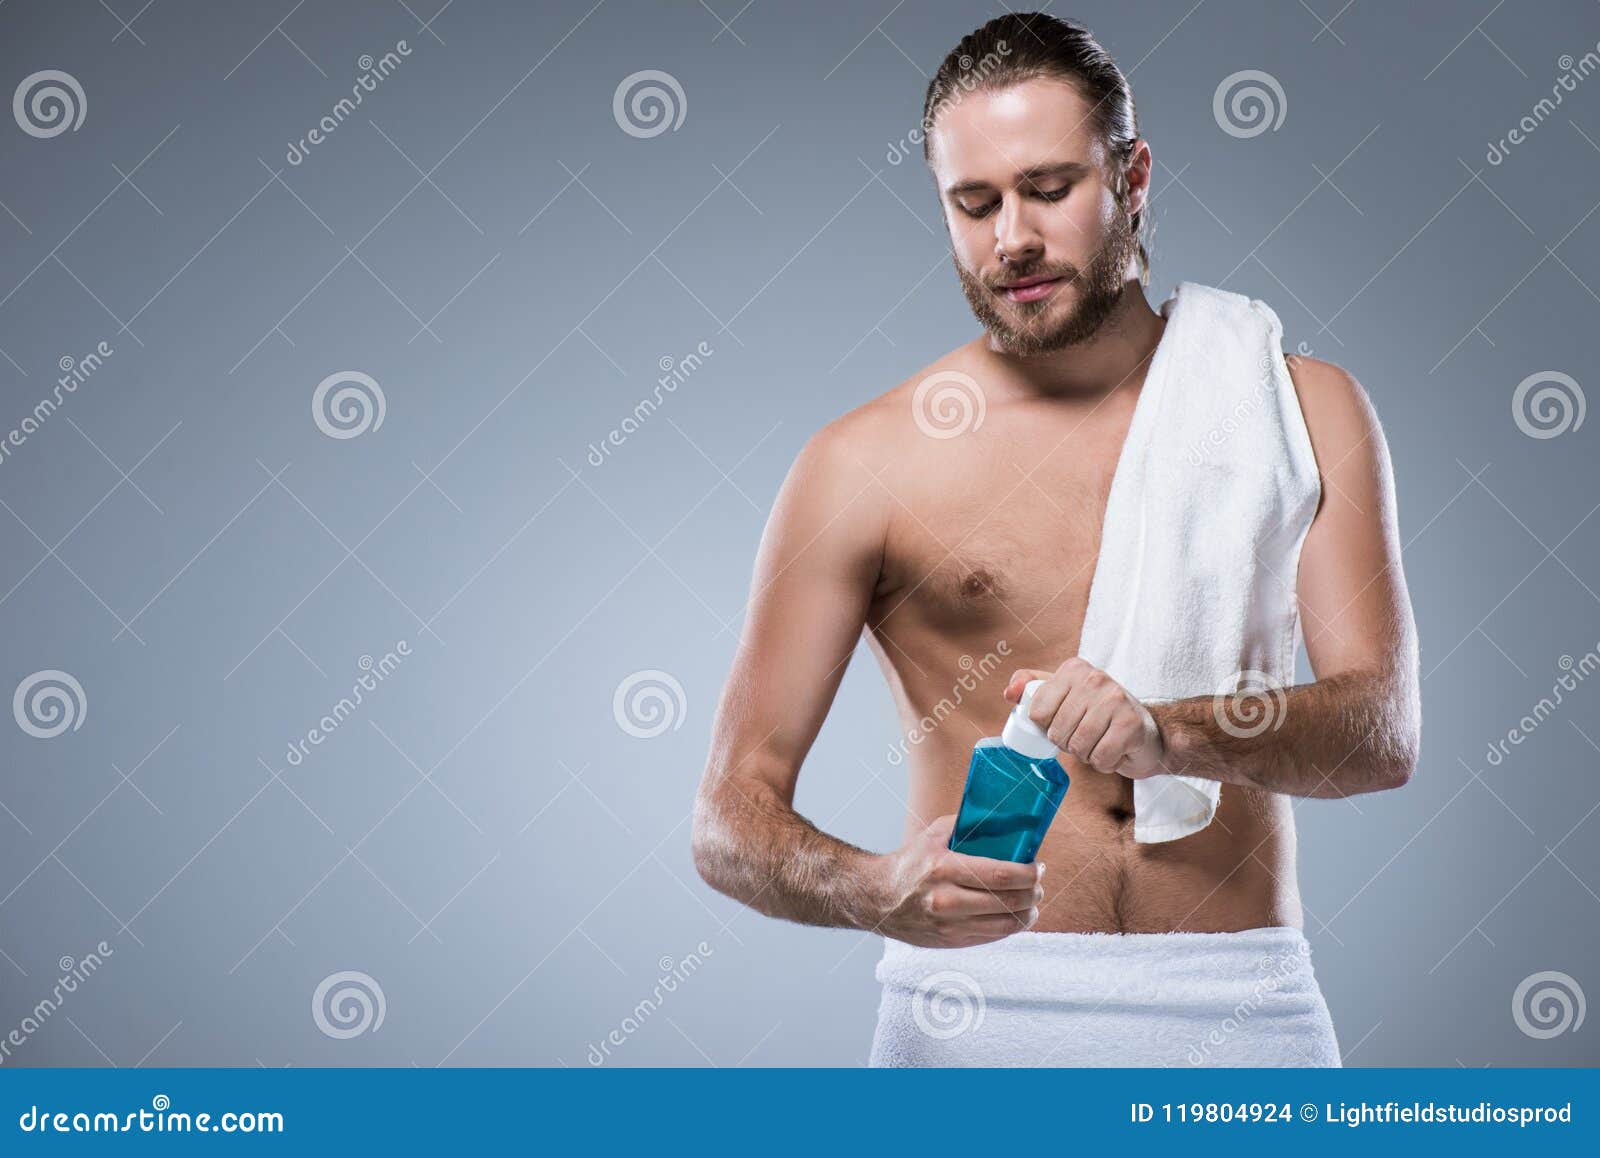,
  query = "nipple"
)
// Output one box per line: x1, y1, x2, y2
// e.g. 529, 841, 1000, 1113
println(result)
960, 568, 996, 598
